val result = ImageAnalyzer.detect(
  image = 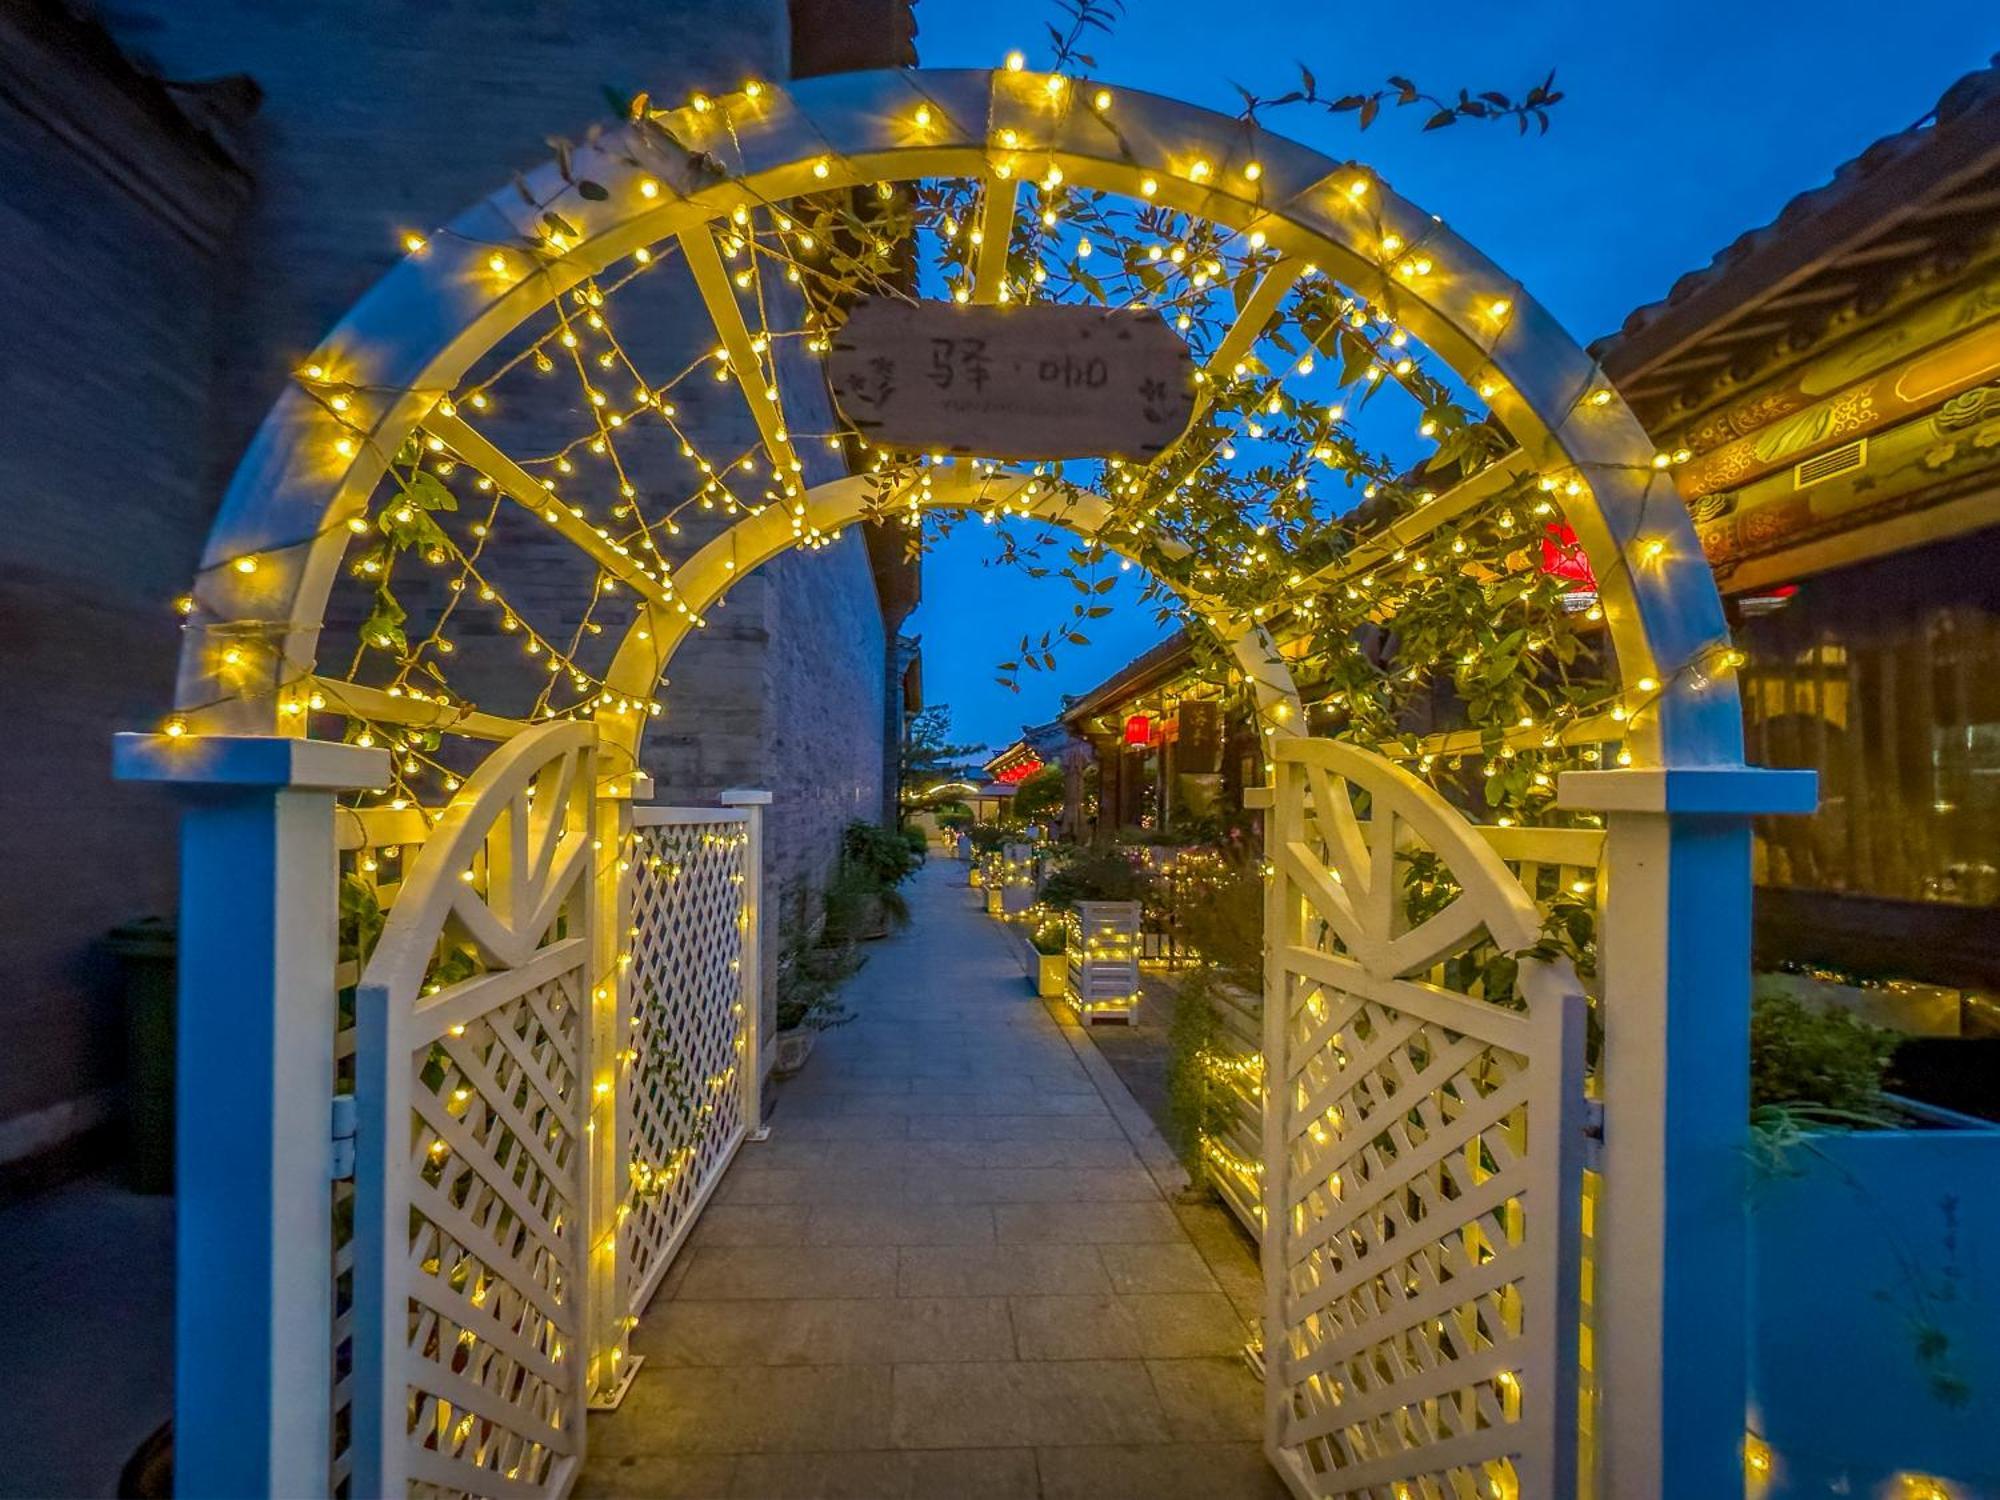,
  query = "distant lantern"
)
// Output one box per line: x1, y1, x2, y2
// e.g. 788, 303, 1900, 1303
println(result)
1123, 714, 1152, 746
